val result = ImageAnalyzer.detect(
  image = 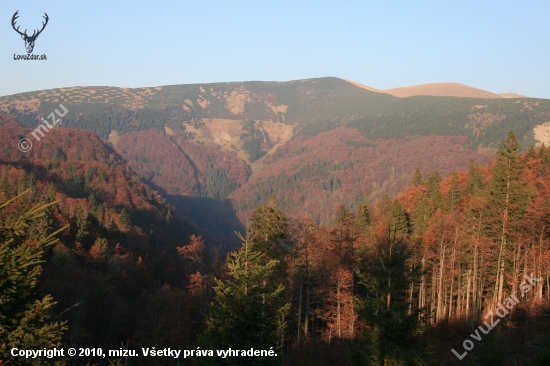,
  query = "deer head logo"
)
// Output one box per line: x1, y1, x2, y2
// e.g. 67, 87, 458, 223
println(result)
12, 11, 49, 54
